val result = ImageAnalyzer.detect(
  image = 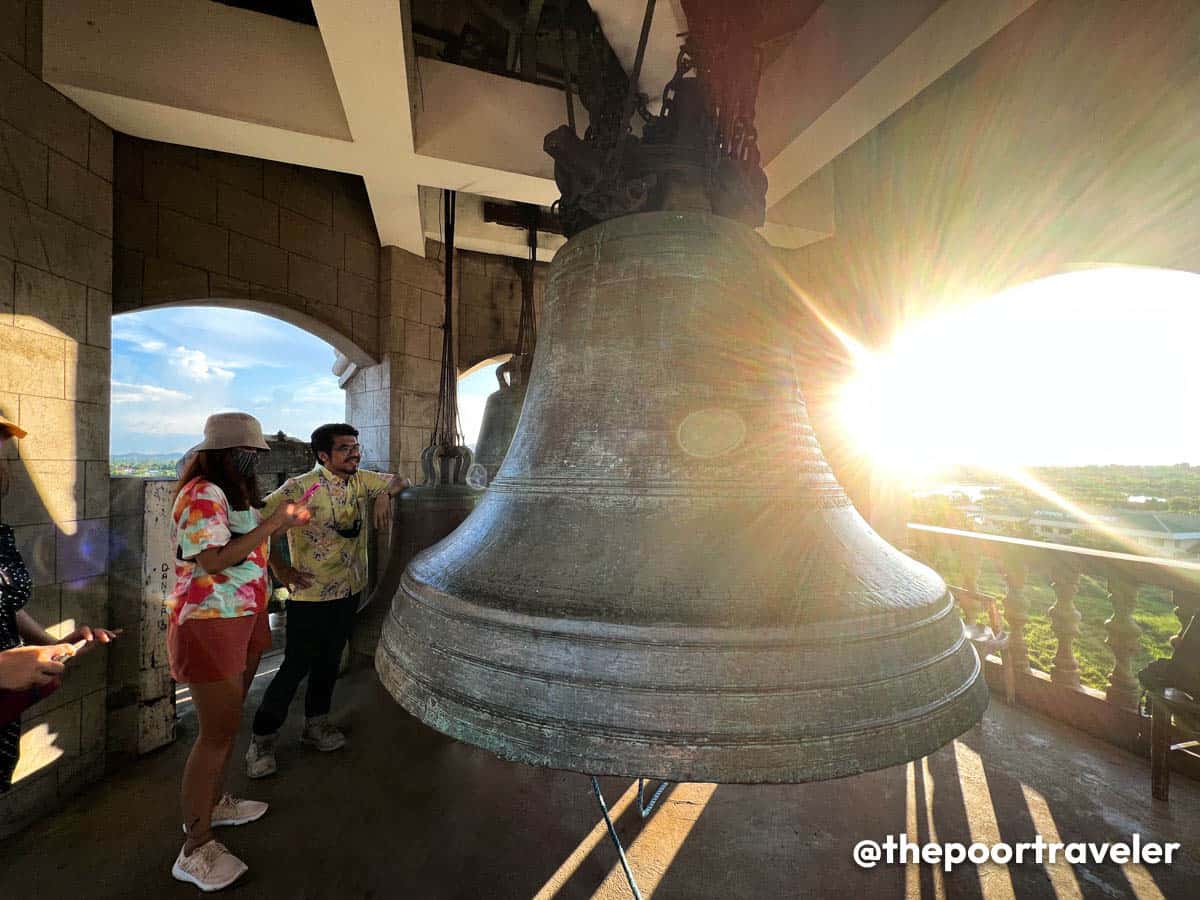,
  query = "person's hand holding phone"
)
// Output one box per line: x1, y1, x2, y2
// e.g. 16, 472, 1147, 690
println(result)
0, 644, 70, 690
